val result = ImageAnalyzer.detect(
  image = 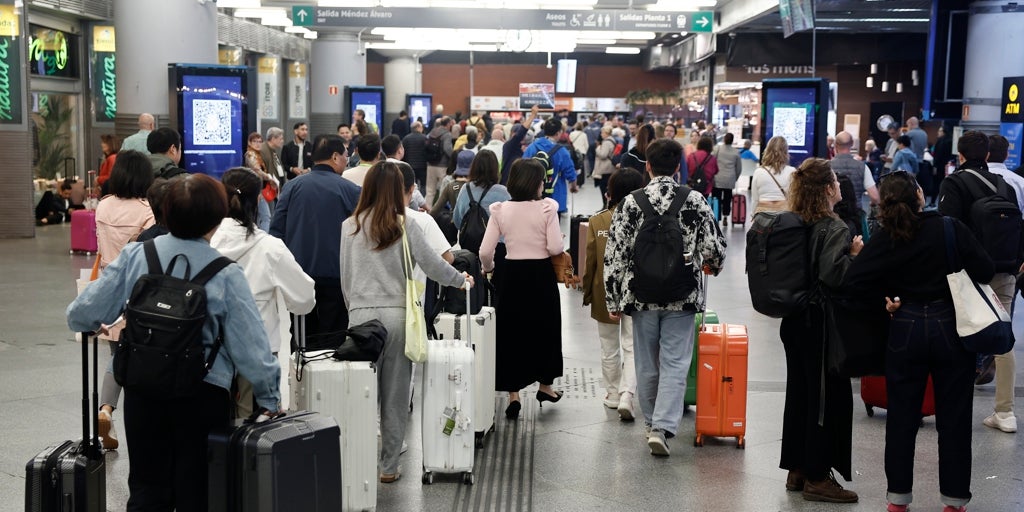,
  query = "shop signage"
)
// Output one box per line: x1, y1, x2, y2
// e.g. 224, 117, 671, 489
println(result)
288, 62, 306, 119
0, 4, 19, 37
1001, 76, 1024, 123
257, 57, 278, 119
218, 47, 242, 66
92, 26, 116, 123
293, 6, 714, 32
470, 96, 519, 111
519, 83, 555, 109
29, 25, 77, 78
0, 34, 23, 124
